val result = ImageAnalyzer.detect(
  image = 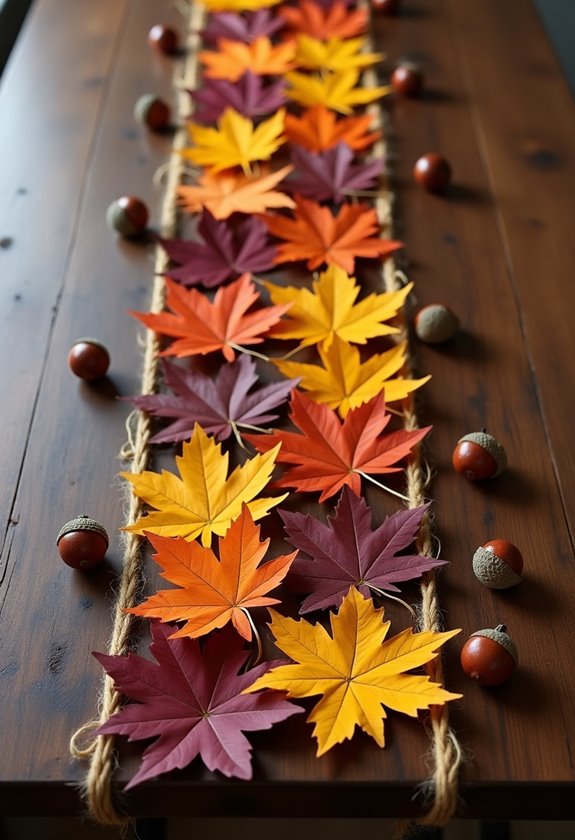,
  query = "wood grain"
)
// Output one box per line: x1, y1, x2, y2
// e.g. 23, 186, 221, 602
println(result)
0, 0, 574, 820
